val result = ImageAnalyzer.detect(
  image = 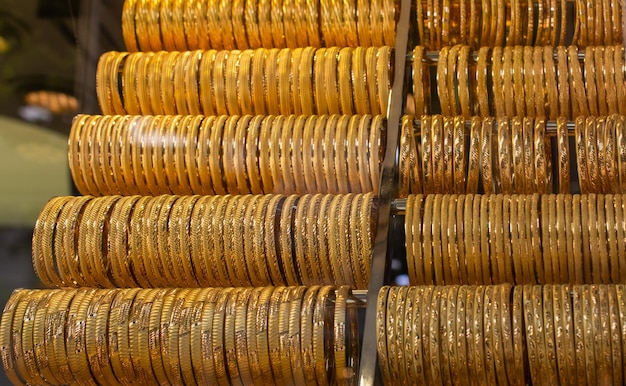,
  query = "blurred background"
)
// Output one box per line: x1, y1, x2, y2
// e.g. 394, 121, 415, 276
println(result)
0, 1, 123, 383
